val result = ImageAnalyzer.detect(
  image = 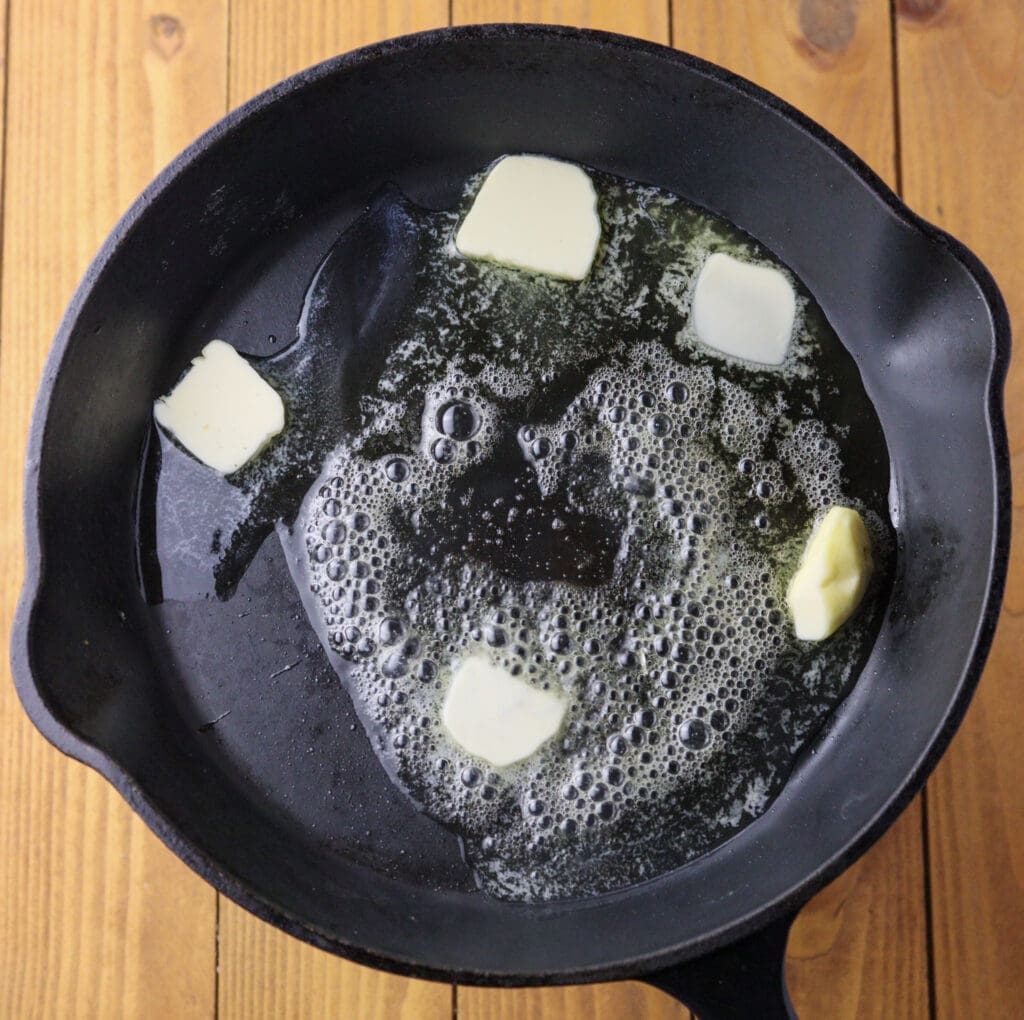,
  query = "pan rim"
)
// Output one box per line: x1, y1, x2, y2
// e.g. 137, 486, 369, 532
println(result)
10, 22, 1012, 985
